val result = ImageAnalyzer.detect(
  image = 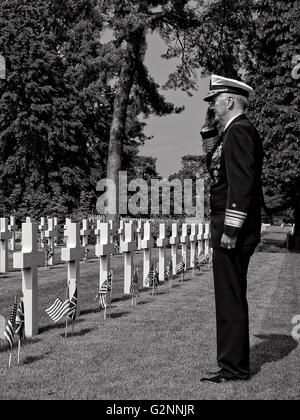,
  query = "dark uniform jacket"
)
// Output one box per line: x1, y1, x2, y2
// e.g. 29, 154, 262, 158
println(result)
207, 114, 264, 249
